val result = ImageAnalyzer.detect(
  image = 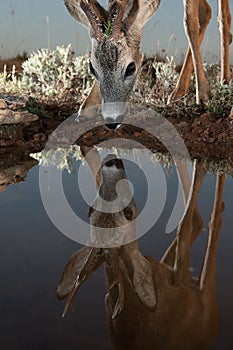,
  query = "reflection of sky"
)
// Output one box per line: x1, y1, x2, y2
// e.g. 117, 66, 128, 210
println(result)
0, 158, 233, 348
0, 0, 232, 63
